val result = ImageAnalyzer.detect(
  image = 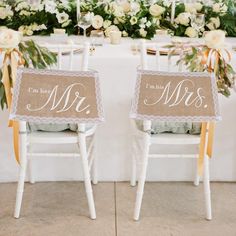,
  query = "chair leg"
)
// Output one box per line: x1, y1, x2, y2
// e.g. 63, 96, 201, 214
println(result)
134, 134, 150, 221
203, 154, 212, 220
28, 158, 35, 184
92, 145, 98, 185
130, 138, 138, 187
14, 132, 27, 219
79, 133, 96, 220
194, 159, 200, 186
130, 154, 137, 187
